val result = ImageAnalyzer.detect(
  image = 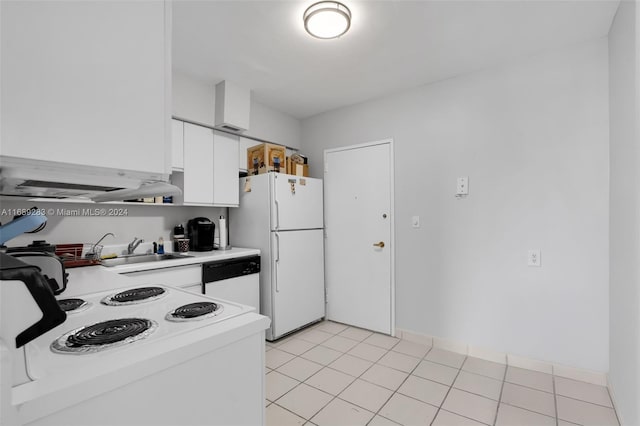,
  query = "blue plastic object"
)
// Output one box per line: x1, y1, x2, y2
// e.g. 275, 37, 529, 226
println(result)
0, 214, 47, 245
